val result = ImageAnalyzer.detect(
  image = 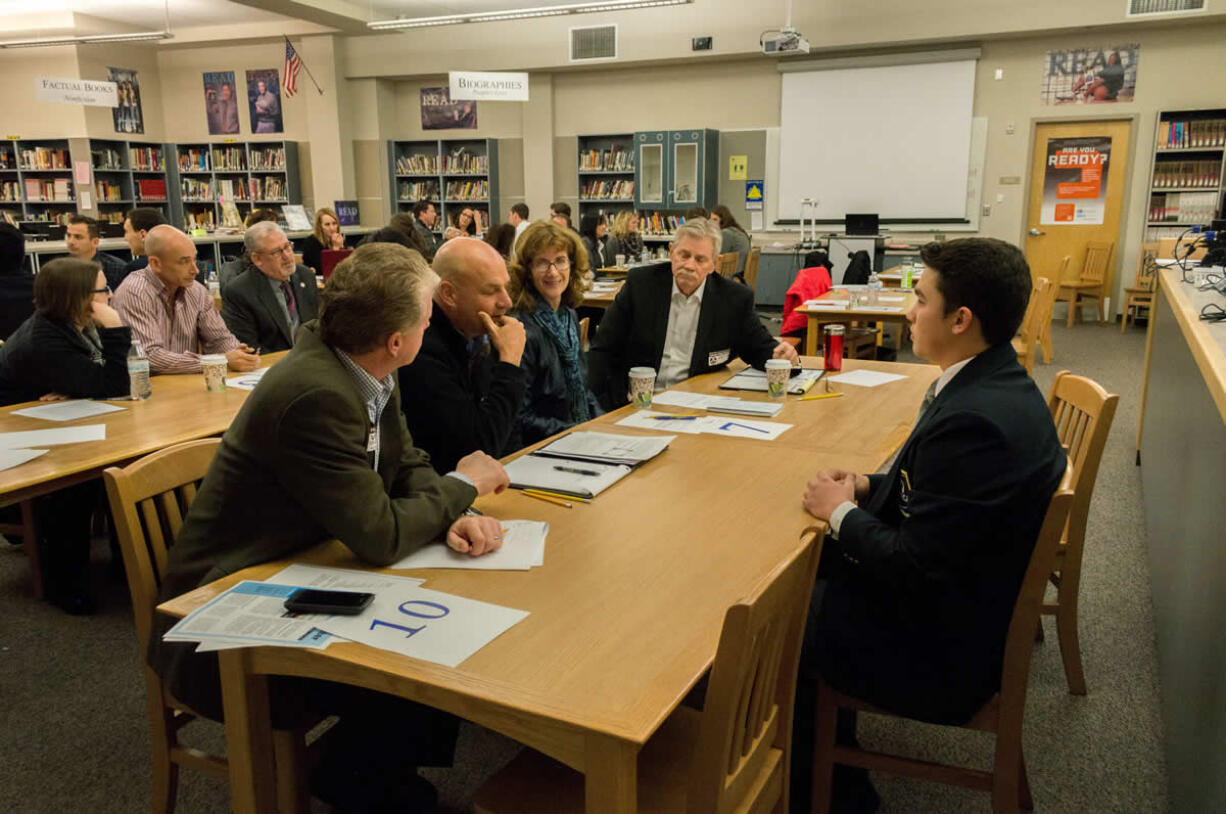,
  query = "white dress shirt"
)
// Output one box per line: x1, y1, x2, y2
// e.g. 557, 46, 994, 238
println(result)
657, 278, 707, 388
